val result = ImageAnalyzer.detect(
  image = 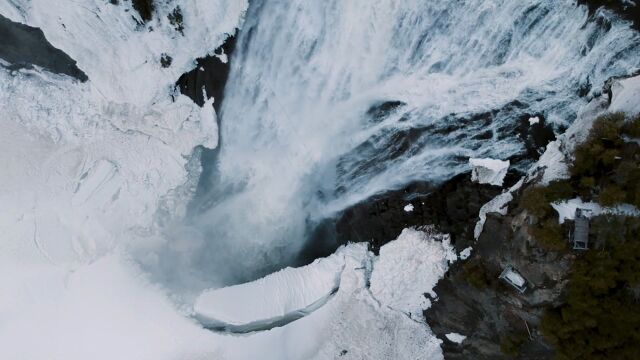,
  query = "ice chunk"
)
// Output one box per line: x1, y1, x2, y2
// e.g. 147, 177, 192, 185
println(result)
445, 333, 467, 344
469, 158, 510, 186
